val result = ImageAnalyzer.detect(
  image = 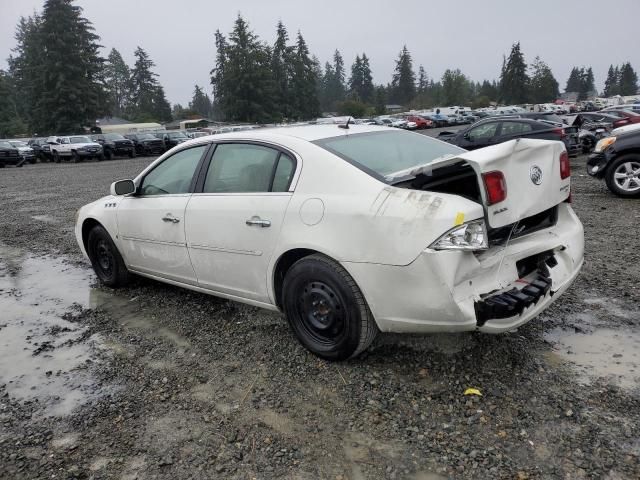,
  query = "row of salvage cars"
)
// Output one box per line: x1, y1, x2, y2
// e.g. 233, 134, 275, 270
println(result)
75, 123, 585, 360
